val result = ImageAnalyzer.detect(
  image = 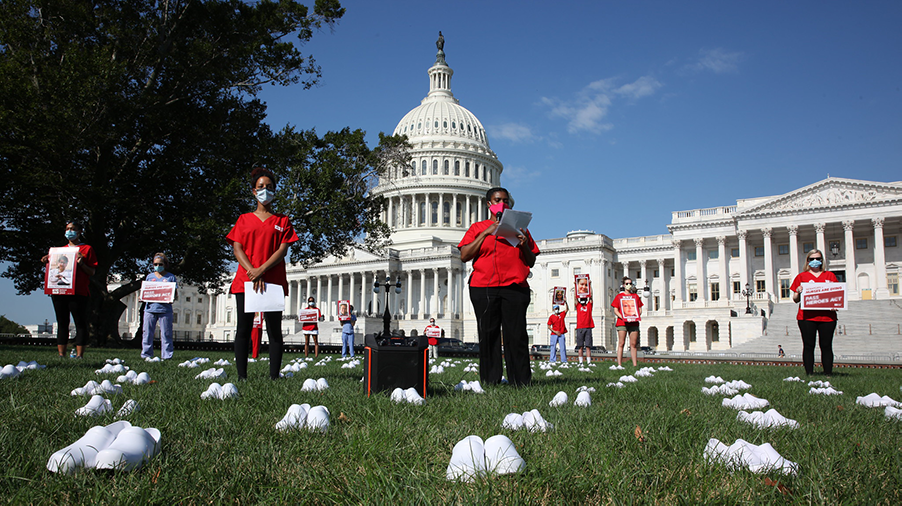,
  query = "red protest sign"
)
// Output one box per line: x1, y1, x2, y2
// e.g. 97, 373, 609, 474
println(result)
800, 282, 847, 310
139, 281, 176, 303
